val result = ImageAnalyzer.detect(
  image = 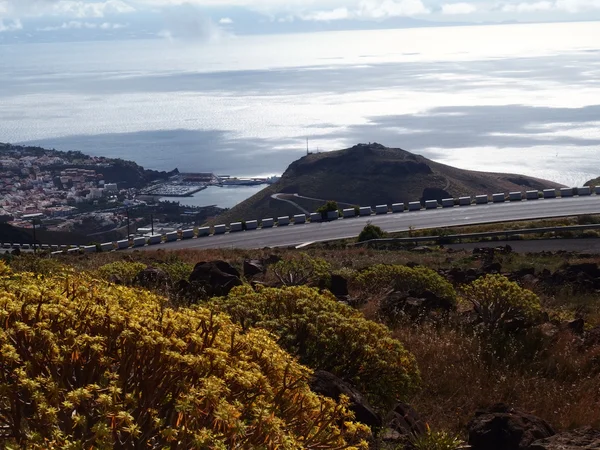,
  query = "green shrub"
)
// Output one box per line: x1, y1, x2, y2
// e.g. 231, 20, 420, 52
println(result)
353, 264, 456, 304
210, 285, 420, 408
97, 260, 147, 284
155, 260, 194, 282
462, 274, 542, 330
317, 201, 340, 220
411, 428, 467, 450
357, 223, 386, 242
0, 261, 370, 449
271, 252, 331, 287
5, 254, 67, 276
